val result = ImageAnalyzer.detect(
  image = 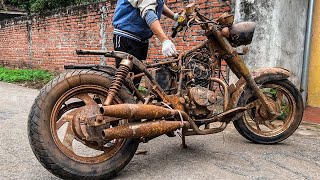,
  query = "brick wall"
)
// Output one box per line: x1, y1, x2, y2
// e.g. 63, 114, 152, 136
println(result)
0, 0, 231, 71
